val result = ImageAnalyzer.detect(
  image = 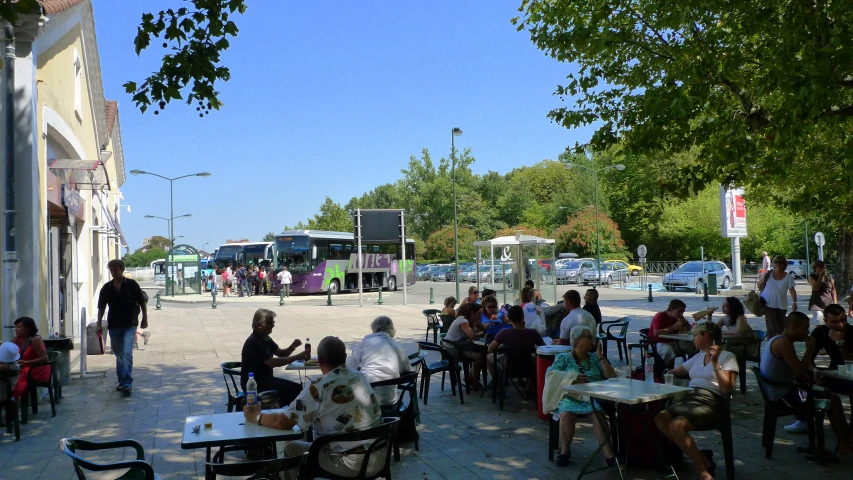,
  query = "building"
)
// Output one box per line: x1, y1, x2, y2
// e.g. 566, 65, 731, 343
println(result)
0, 0, 127, 343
